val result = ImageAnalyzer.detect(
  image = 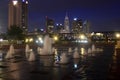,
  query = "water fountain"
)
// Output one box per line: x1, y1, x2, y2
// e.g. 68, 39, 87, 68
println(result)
92, 44, 96, 52
54, 49, 58, 55
91, 44, 103, 52
25, 44, 30, 58
52, 47, 55, 54
40, 35, 53, 55
5, 44, 15, 59
37, 46, 40, 52
73, 47, 80, 58
37, 47, 43, 55
28, 49, 36, 61
25, 44, 30, 53
88, 48, 92, 54
5, 50, 11, 59
68, 47, 72, 55
59, 53, 69, 64
9, 44, 15, 54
